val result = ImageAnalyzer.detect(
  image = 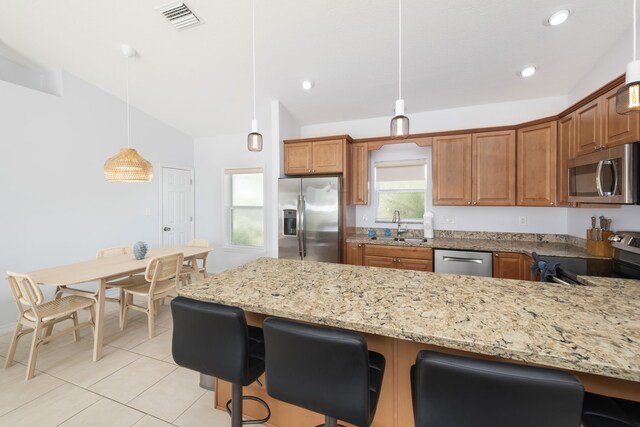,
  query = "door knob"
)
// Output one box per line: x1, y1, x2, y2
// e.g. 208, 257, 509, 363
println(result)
163, 227, 171, 231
